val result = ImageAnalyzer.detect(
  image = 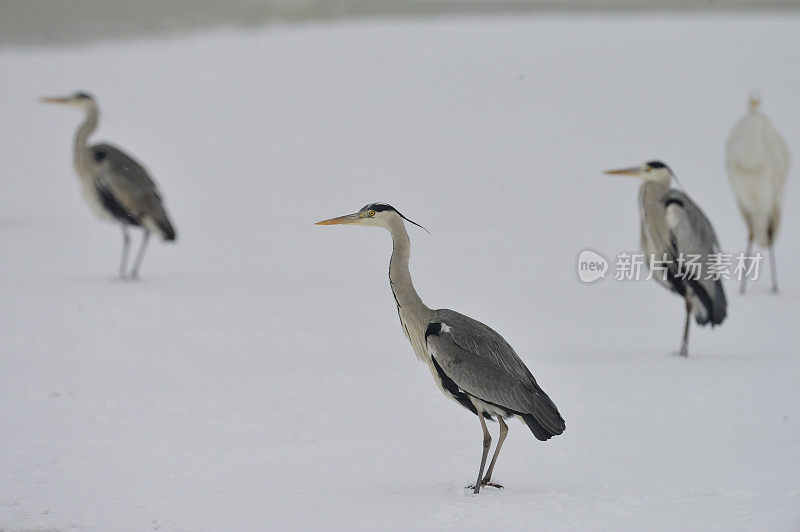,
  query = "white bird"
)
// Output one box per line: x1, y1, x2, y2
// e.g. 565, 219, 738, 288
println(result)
725, 92, 789, 294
